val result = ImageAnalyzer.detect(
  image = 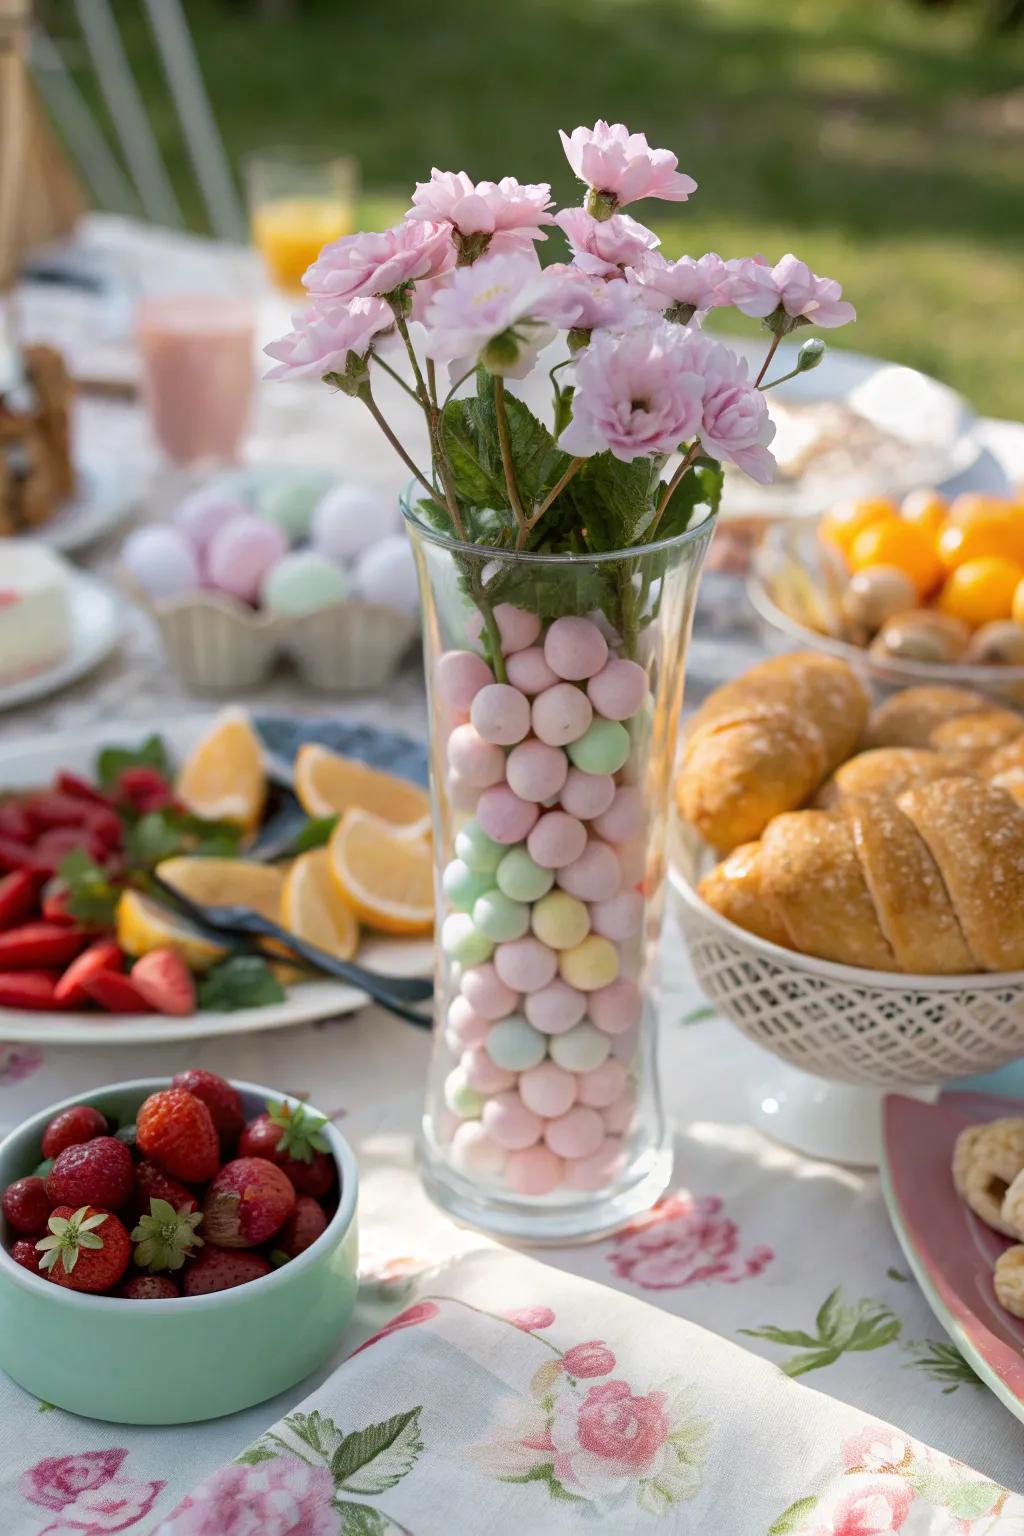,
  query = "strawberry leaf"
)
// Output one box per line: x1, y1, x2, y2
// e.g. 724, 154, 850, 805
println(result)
96, 735, 171, 791
198, 956, 285, 1012
57, 849, 120, 926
